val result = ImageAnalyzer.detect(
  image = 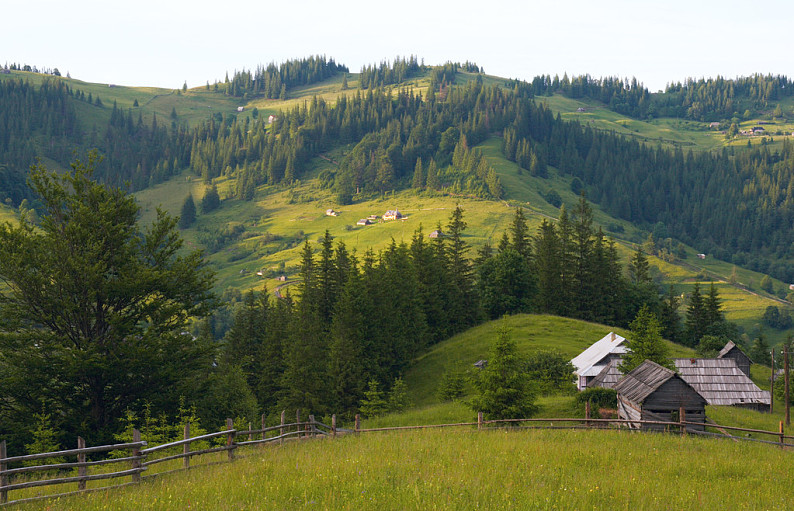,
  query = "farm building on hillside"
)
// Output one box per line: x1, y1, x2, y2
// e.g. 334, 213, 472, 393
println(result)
325, 209, 339, 216
674, 358, 769, 410
383, 209, 402, 220
717, 341, 751, 378
589, 359, 622, 389
356, 218, 372, 226
614, 360, 706, 432
429, 230, 444, 239
571, 332, 627, 390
